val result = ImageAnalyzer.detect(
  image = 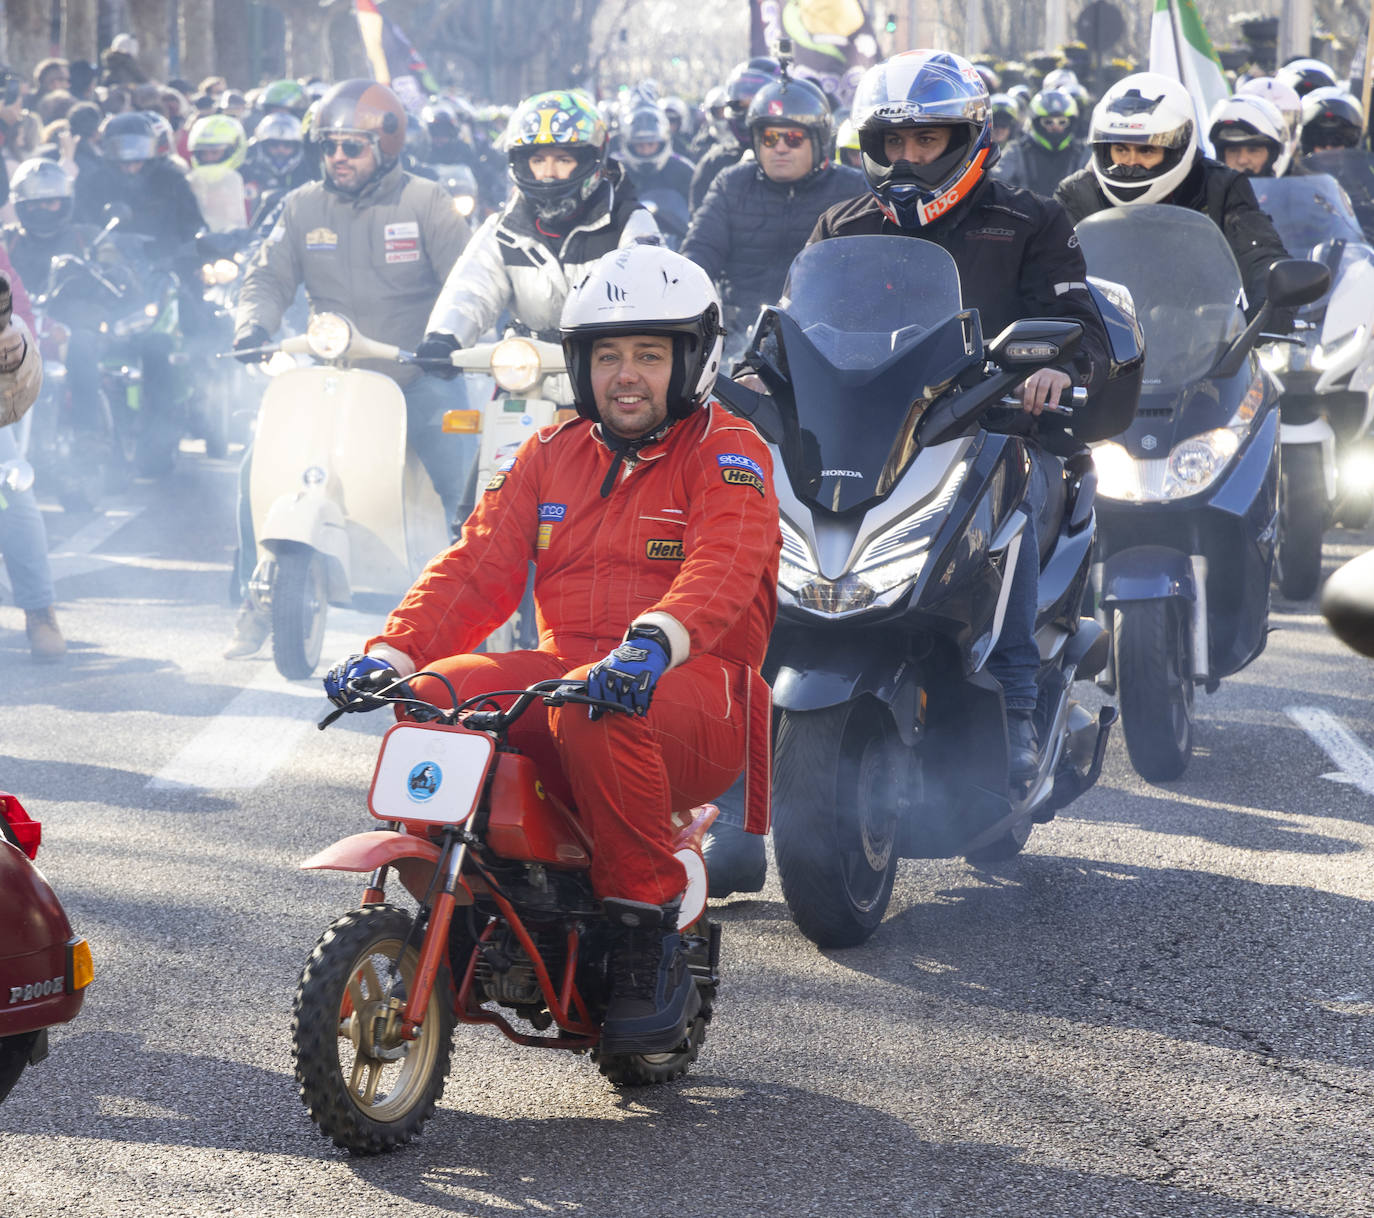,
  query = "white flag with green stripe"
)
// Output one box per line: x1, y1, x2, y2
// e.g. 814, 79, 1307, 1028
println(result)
1149, 0, 1231, 156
